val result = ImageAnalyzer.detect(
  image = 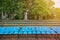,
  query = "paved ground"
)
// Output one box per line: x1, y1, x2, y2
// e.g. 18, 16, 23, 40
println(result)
0, 20, 60, 26
0, 38, 56, 40
0, 34, 60, 40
